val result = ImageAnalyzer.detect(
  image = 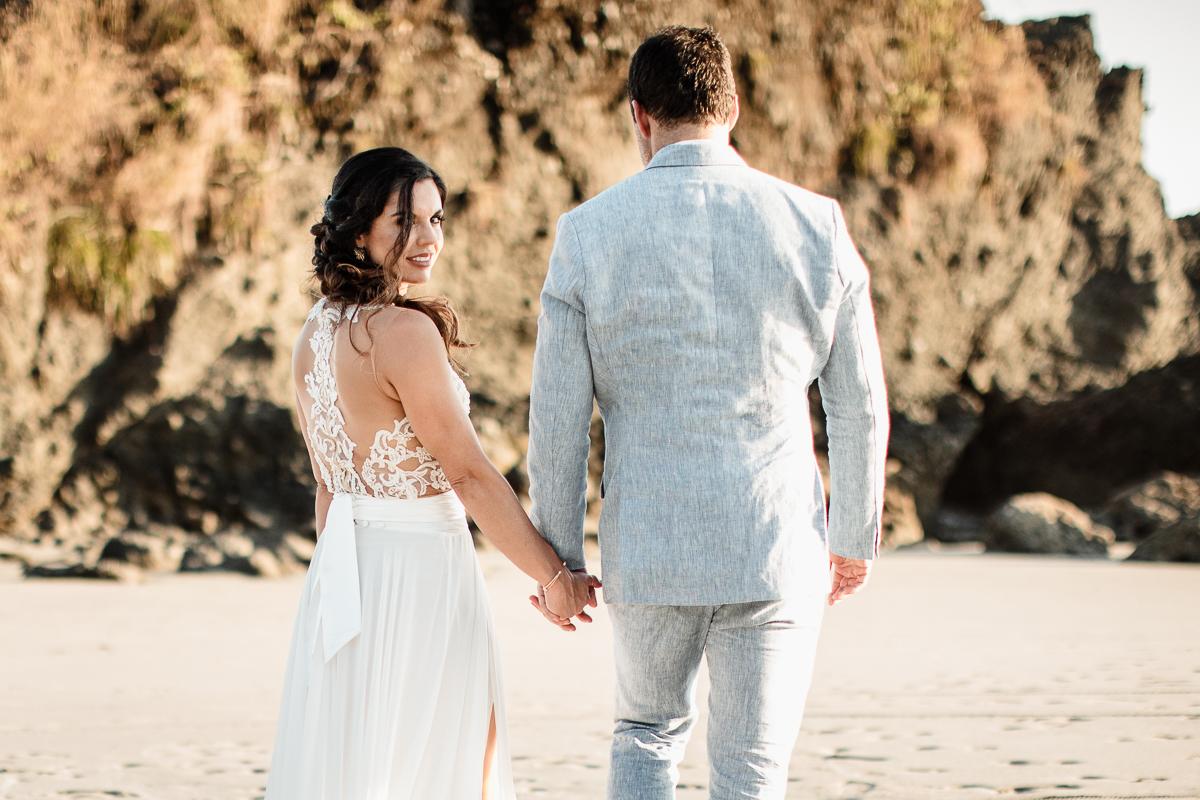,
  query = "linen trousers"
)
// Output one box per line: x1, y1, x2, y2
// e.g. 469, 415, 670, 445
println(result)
607, 596, 825, 800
